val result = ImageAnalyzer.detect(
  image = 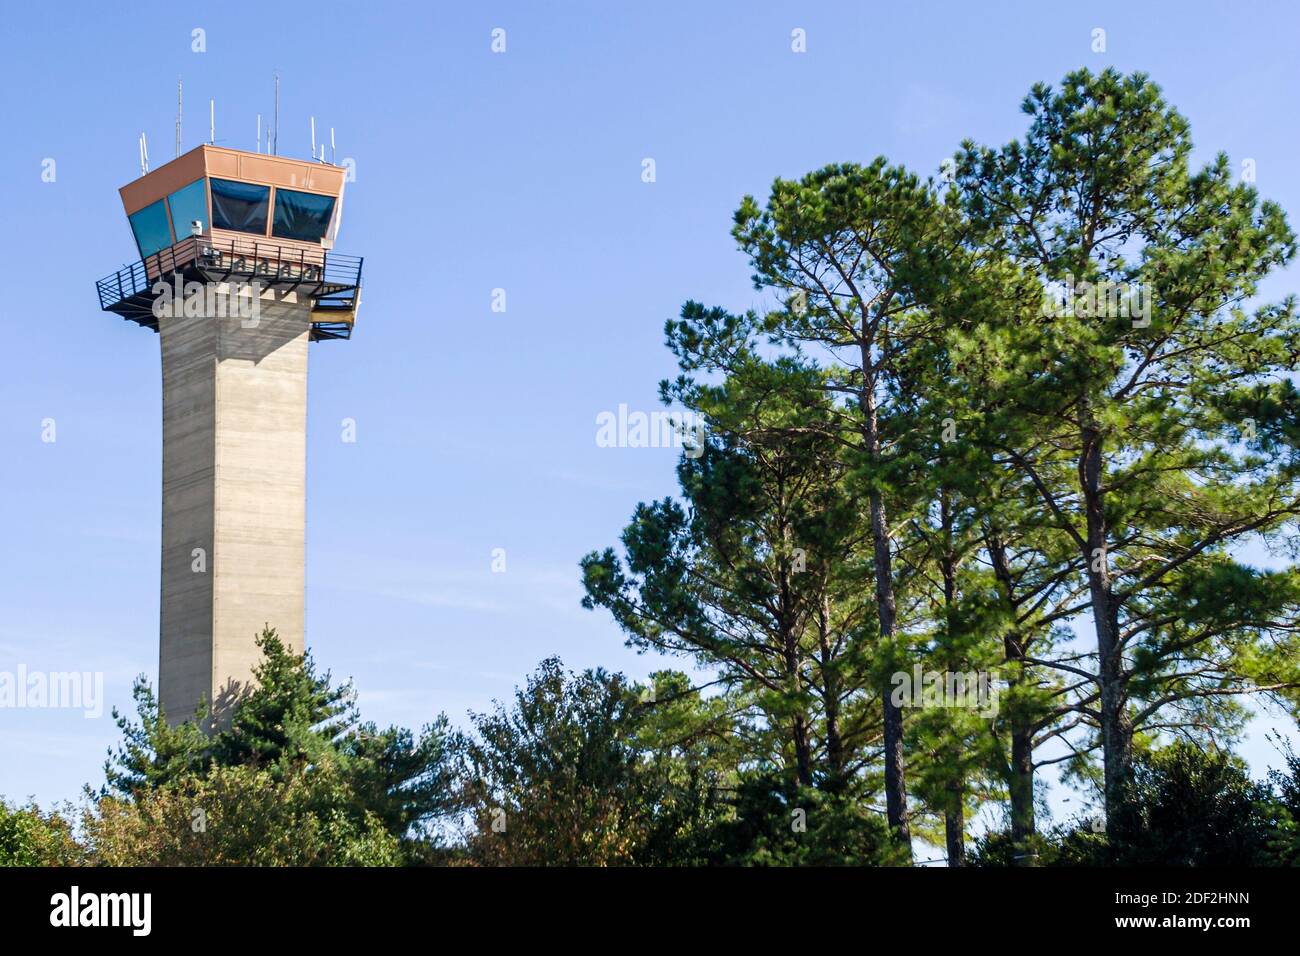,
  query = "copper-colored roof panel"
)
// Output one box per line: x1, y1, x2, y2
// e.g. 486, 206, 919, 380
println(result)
119, 145, 345, 218
206, 146, 343, 195
119, 146, 207, 216
306, 165, 345, 194
235, 154, 309, 189
204, 149, 241, 180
